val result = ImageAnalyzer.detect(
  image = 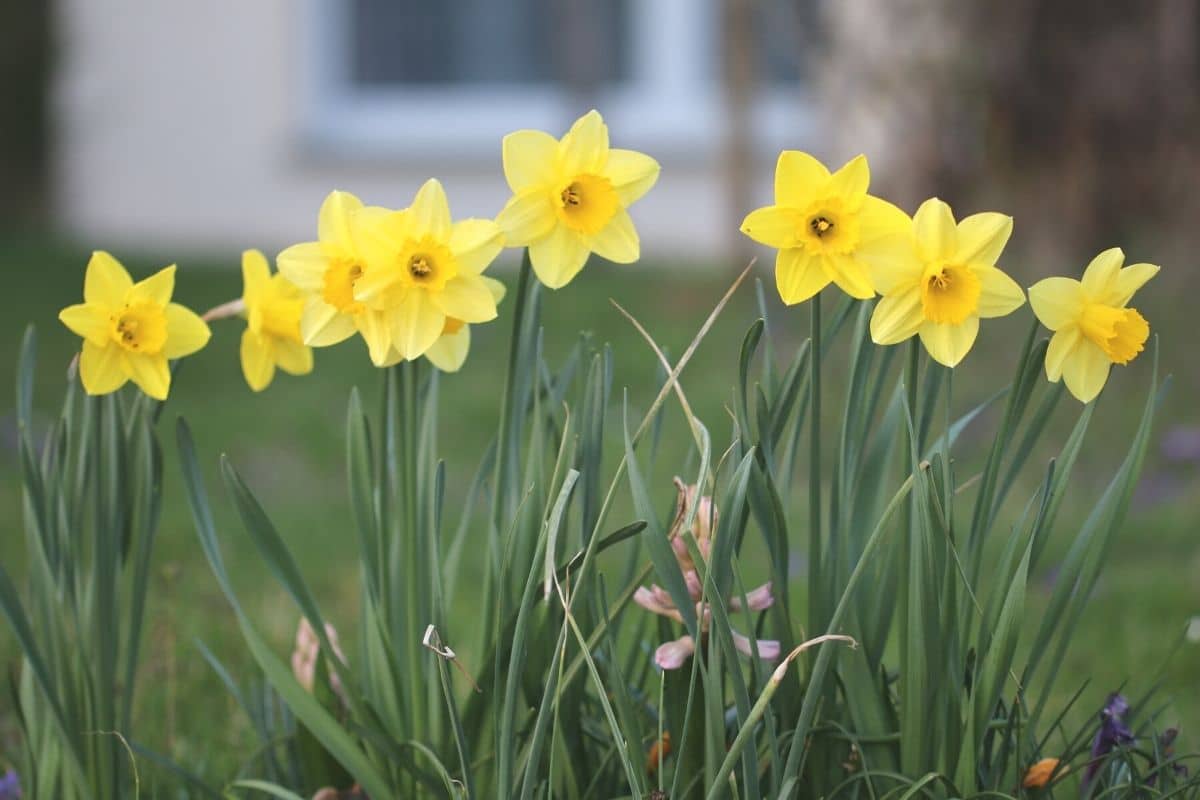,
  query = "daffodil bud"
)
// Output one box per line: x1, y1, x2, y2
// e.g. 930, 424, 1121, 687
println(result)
290, 617, 347, 700
668, 477, 717, 574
